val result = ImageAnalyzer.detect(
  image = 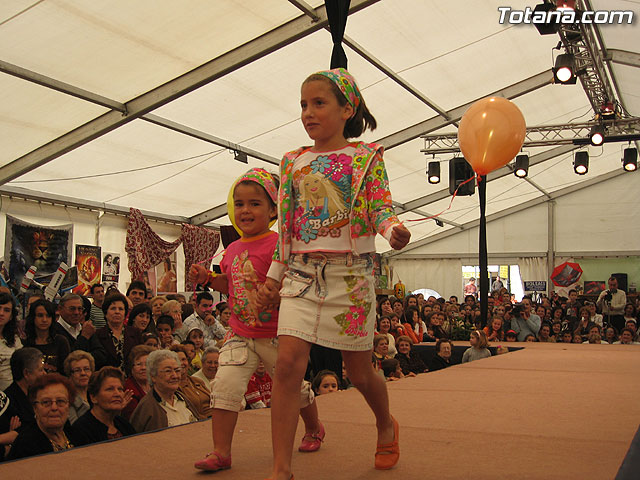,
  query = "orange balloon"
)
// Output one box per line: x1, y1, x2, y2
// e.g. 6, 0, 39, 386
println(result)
458, 97, 526, 176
